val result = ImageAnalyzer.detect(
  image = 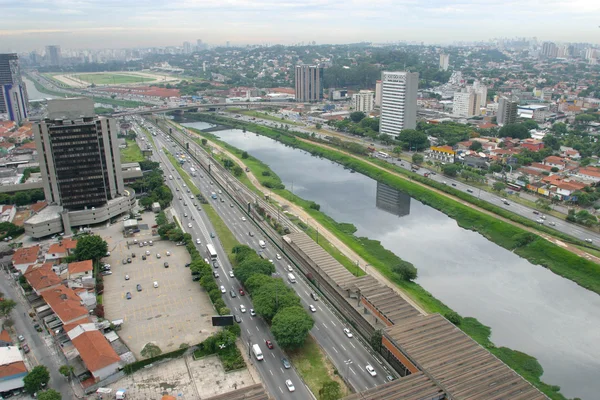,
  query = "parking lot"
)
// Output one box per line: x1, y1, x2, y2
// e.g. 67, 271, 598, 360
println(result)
102, 212, 218, 358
